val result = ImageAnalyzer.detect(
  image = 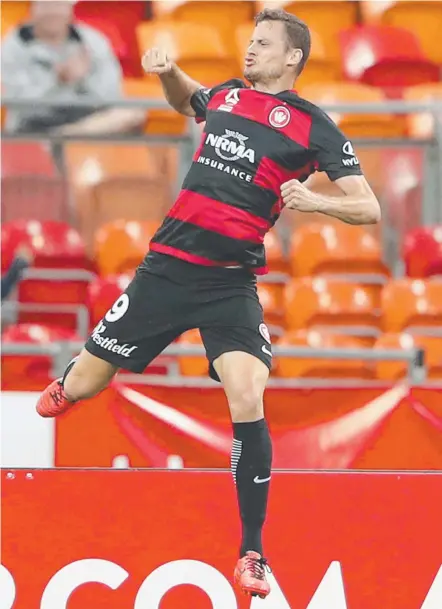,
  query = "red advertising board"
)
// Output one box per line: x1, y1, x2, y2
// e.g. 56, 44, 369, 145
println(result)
55, 383, 442, 469
2, 469, 442, 609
